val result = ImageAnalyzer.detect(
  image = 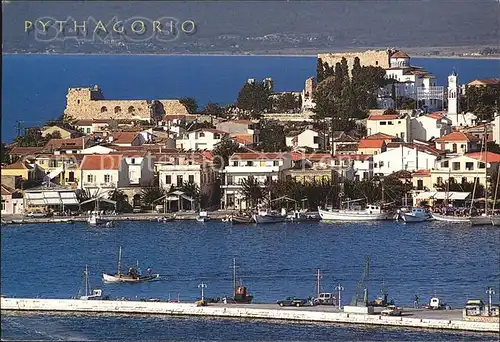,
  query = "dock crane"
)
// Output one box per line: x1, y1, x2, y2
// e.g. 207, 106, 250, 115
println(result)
350, 256, 370, 306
